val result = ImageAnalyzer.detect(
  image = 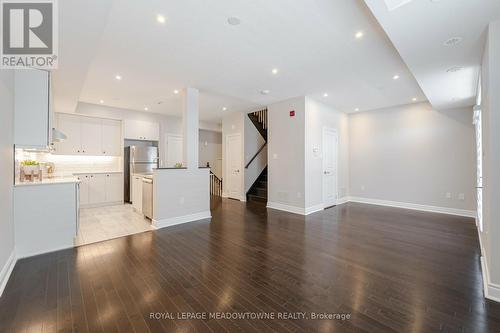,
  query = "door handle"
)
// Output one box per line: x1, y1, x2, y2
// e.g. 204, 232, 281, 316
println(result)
324, 171, 330, 175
